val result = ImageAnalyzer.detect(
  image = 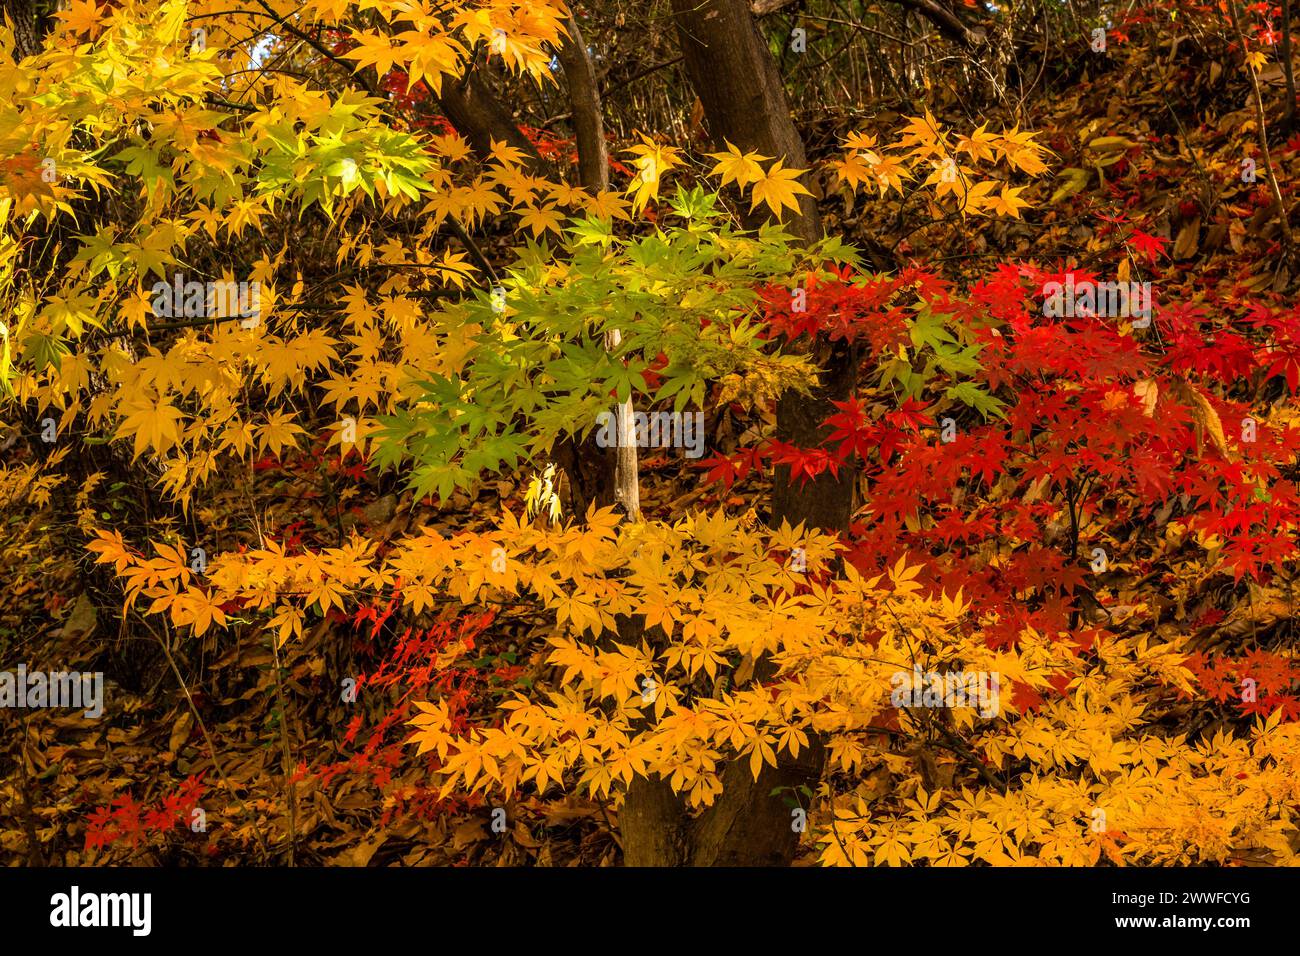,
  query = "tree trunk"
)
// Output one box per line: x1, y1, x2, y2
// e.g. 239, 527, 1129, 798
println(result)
3, 0, 51, 59
436, 2, 853, 864
670, 0, 858, 533
555, 15, 610, 193
436, 69, 544, 172
554, 13, 681, 863
688, 736, 826, 865
556, 12, 640, 522
672, 0, 821, 242
614, 0, 859, 867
